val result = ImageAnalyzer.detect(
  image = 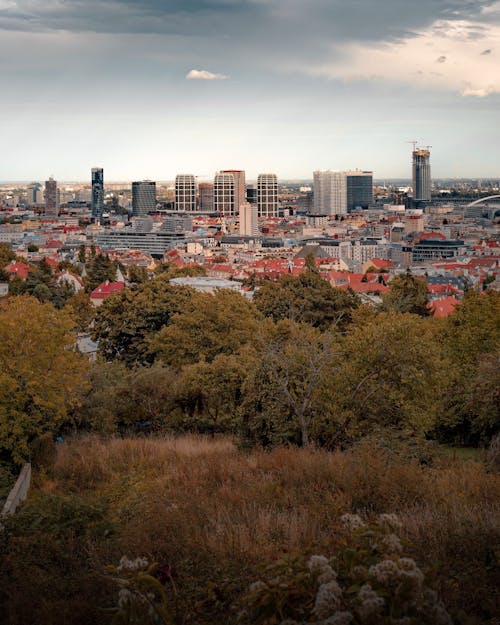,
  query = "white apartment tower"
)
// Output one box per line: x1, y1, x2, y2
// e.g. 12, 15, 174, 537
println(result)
257, 173, 279, 217
313, 170, 347, 216
175, 174, 197, 211
239, 201, 259, 236
214, 172, 236, 216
